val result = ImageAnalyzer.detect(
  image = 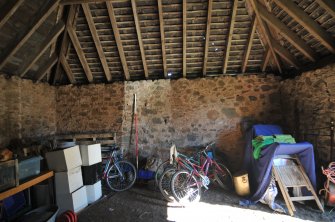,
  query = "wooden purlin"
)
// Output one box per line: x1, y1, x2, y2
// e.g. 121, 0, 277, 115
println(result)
131, 0, 148, 79
255, 0, 317, 62
0, 0, 25, 30
273, 0, 335, 54
182, 0, 187, 78
20, 22, 65, 78
82, 3, 112, 82
0, 0, 60, 70
106, 1, 130, 80
202, 0, 213, 76
242, 15, 257, 73
223, 0, 238, 74
157, 0, 167, 78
